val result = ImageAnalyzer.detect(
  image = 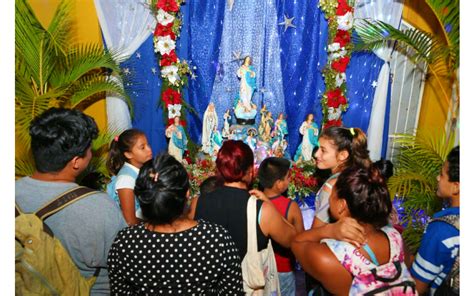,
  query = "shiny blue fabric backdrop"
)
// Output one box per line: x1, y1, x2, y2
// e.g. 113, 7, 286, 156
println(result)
120, 0, 385, 156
